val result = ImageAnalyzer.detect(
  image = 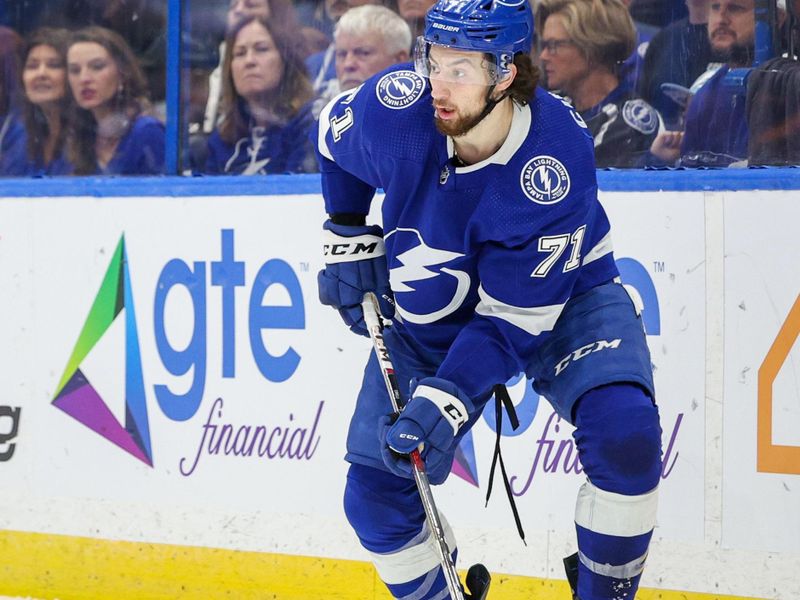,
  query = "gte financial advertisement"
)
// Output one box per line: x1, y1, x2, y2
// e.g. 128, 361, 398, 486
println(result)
2, 194, 703, 539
